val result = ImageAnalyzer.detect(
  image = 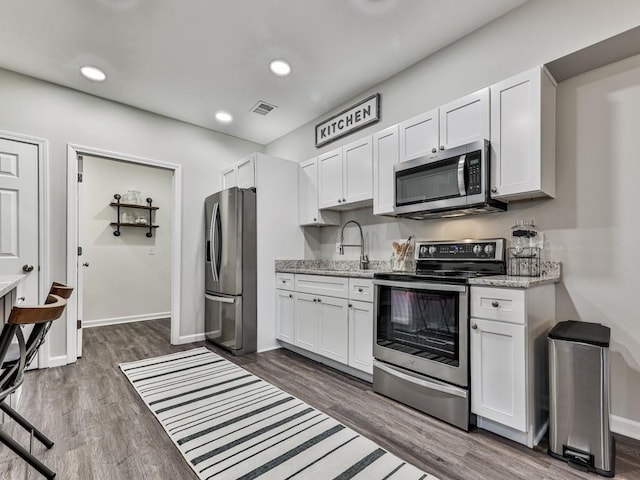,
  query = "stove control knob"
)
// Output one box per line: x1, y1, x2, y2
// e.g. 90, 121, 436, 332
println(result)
428, 246, 437, 255
419, 245, 428, 256
484, 244, 495, 255
472, 244, 482, 255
